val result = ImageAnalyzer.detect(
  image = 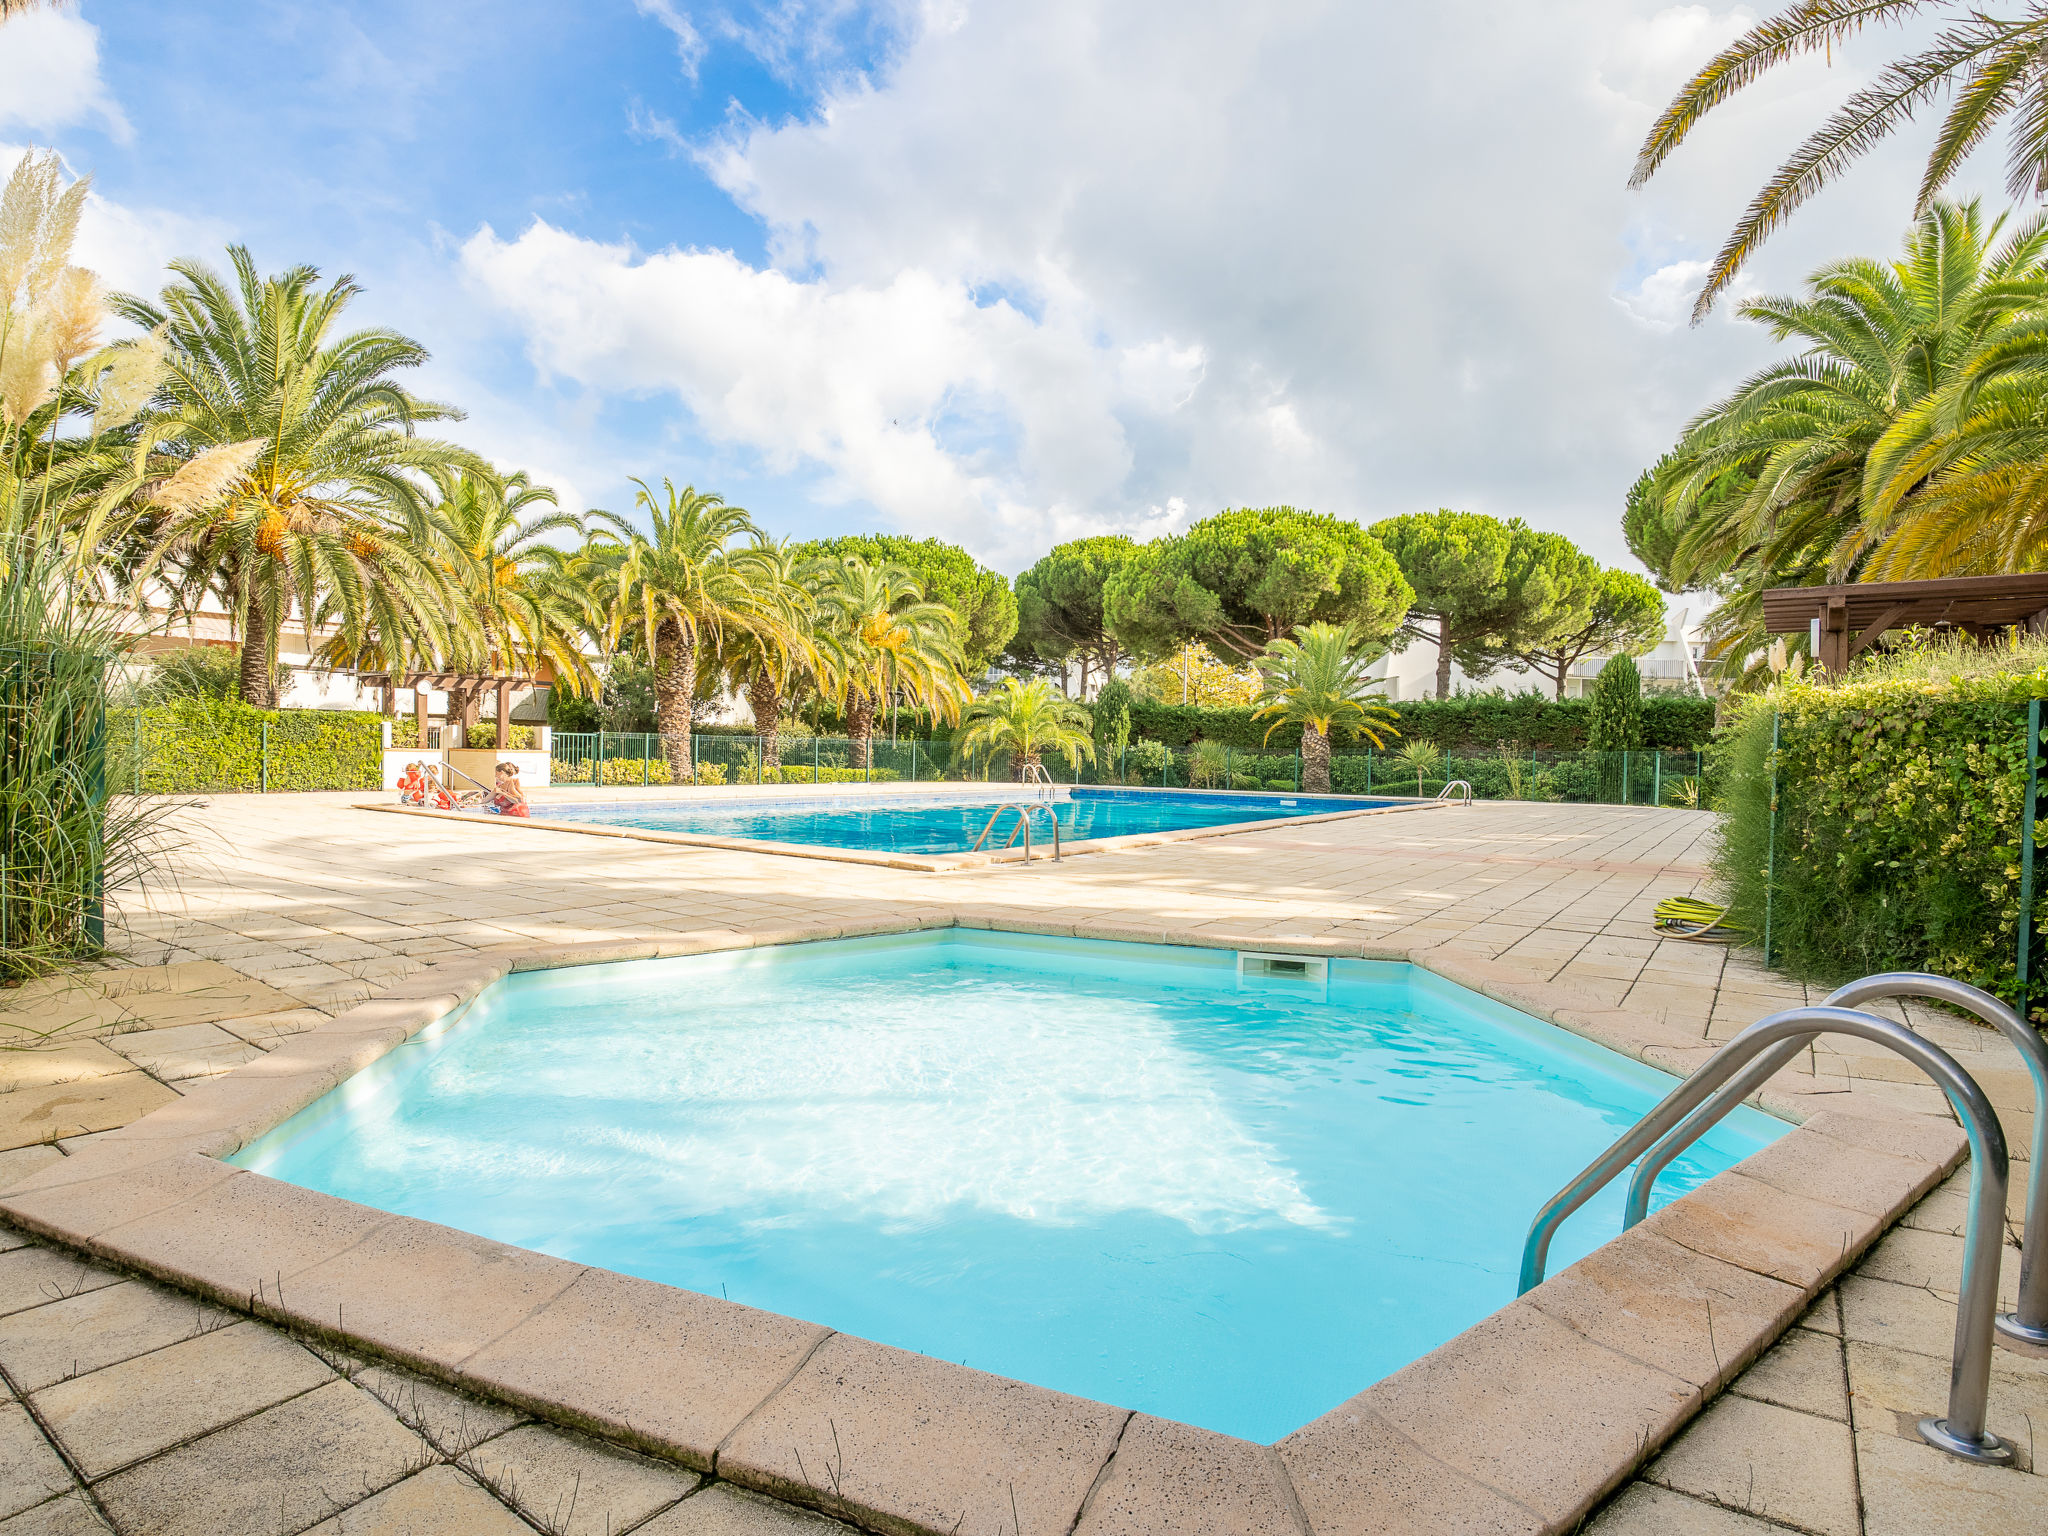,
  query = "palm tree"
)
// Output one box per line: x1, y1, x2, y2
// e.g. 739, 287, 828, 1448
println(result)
110, 247, 478, 706
1633, 200, 2048, 672
953, 678, 1095, 779
711, 539, 818, 774
589, 479, 787, 780
1634, 2, 2048, 319
1251, 621, 1398, 794
813, 556, 969, 769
